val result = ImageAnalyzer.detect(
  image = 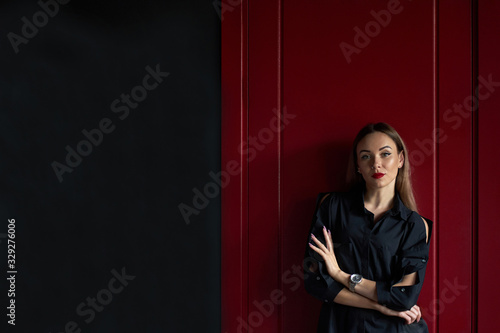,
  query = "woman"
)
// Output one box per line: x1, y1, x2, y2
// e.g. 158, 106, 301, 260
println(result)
304, 122, 432, 332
